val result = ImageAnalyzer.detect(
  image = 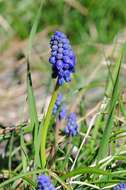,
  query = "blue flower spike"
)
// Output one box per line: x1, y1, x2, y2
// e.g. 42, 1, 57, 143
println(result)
52, 93, 67, 120
64, 112, 78, 136
49, 31, 76, 86
112, 182, 126, 190
37, 174, 56, 190
59, 105, 66, 120
52, 93, 63, 115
